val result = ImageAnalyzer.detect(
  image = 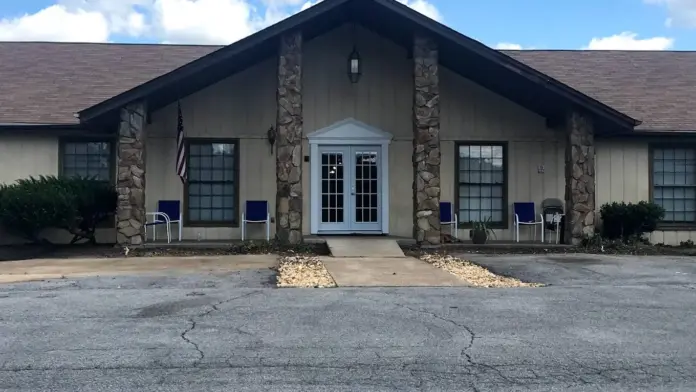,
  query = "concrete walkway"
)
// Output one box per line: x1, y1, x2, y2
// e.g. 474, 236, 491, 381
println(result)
0, 255, 277, 284
324, 237, 405, 258
321, 256, 467, 287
